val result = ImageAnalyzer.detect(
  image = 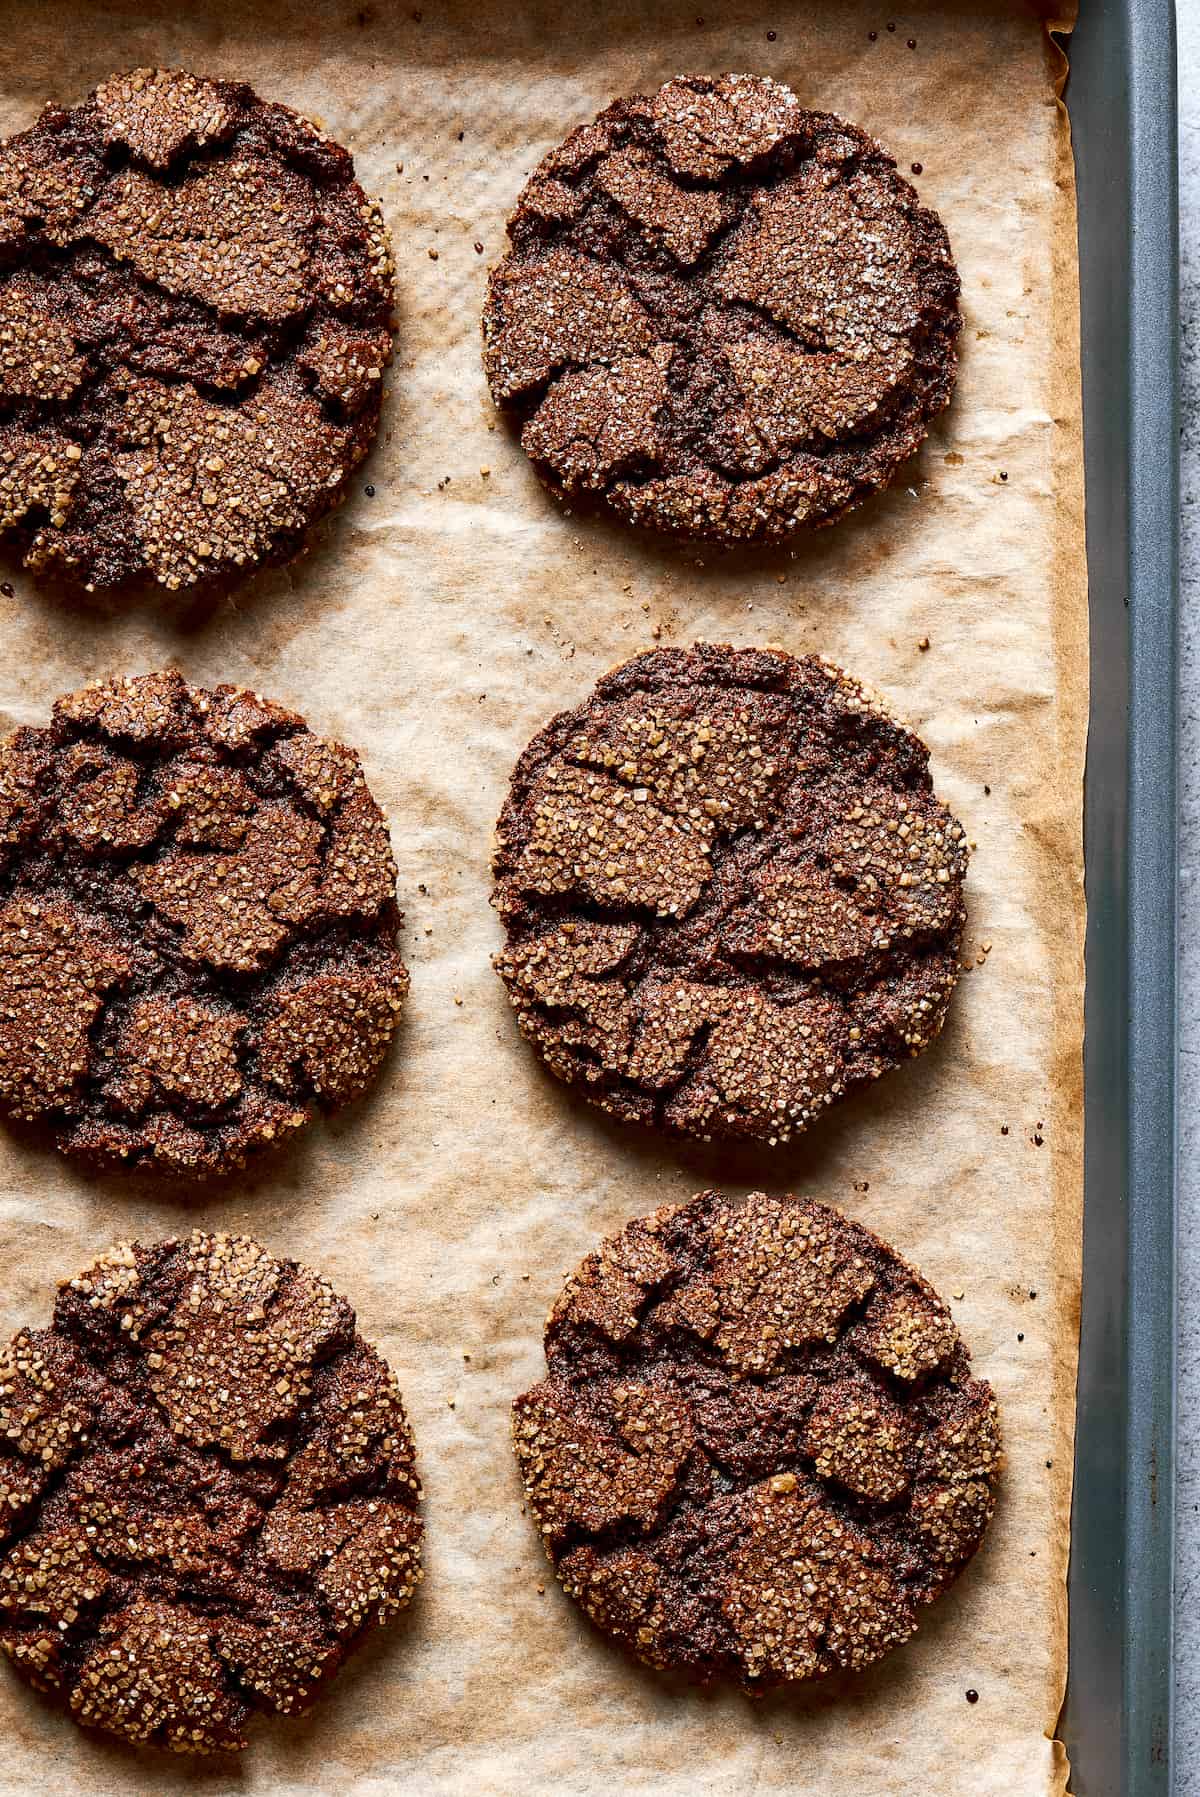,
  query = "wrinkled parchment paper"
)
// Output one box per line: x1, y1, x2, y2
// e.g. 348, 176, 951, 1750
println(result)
0, 1, 1085, 1791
